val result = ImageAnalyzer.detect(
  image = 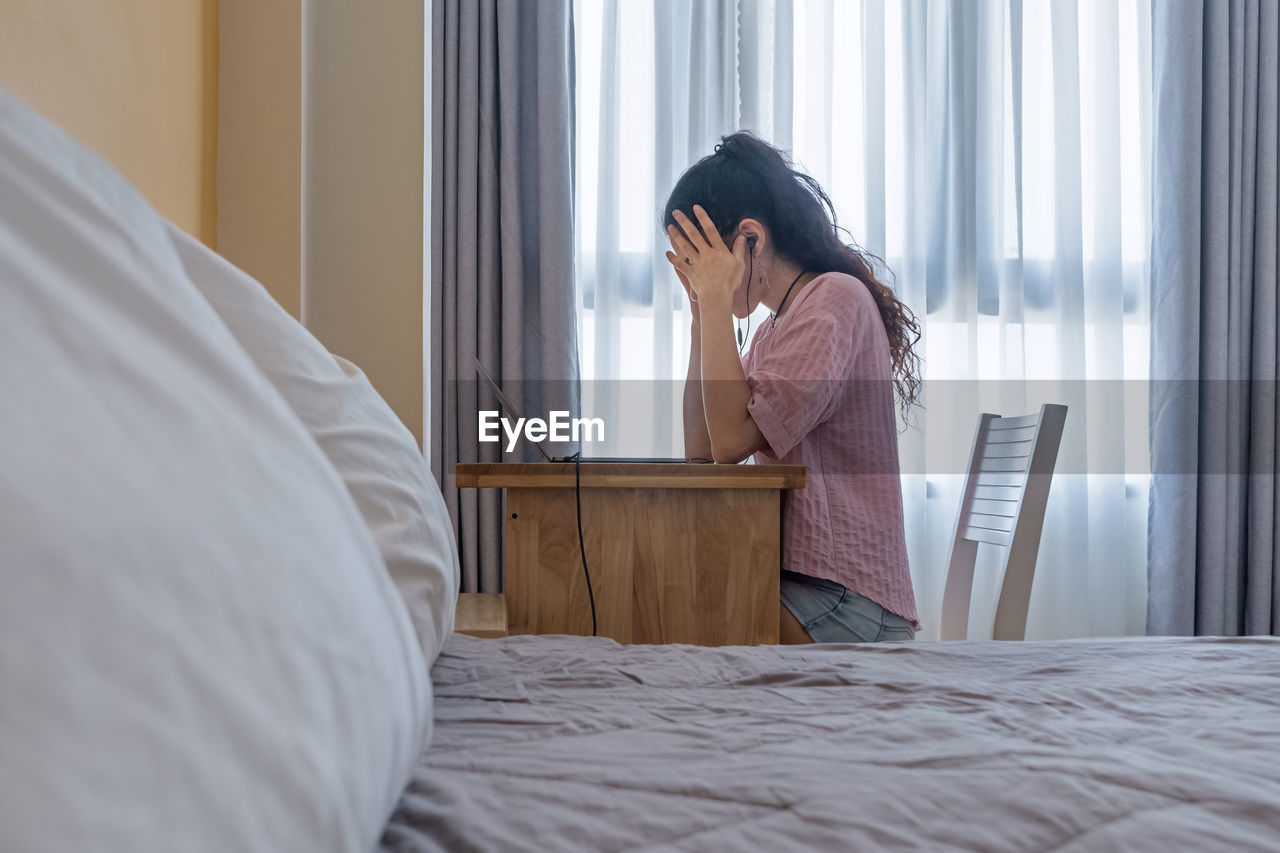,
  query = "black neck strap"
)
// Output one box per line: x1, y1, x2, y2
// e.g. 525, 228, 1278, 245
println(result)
772, 270, 808, 323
